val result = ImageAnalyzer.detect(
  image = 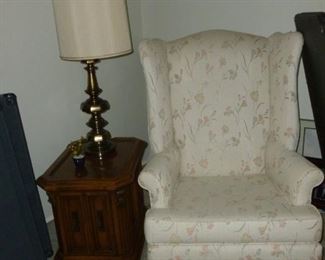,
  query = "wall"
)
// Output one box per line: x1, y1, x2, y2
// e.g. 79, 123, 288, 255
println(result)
140, 0, 324, 120
0, 0, 147, 221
